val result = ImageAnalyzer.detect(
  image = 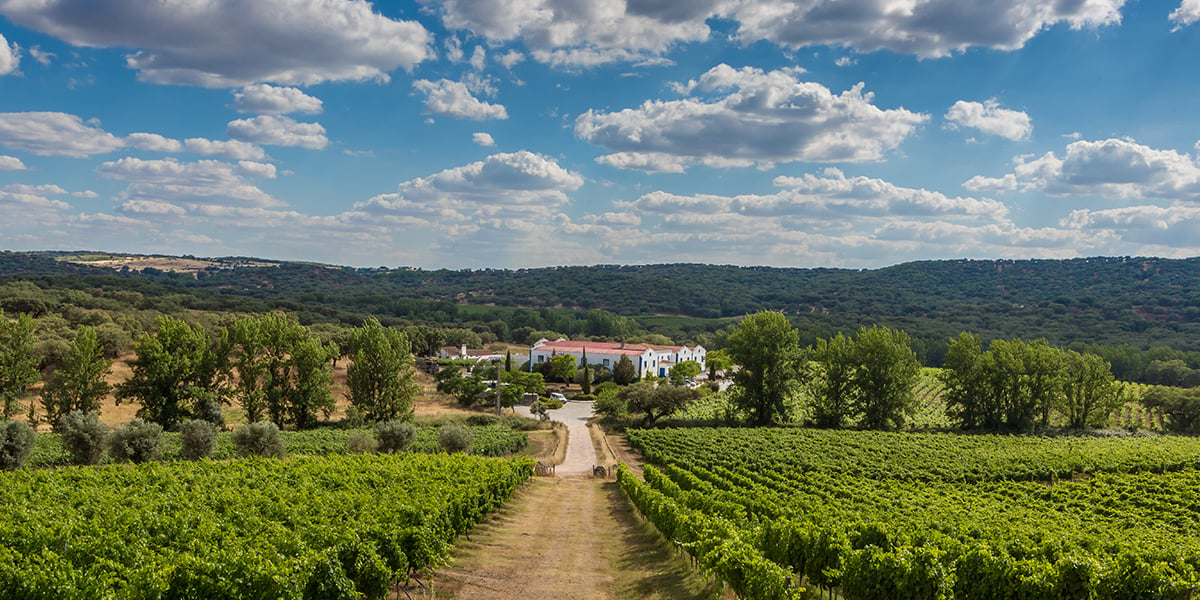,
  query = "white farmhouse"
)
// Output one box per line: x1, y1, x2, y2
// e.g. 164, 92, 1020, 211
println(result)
528, 338, 706, 379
